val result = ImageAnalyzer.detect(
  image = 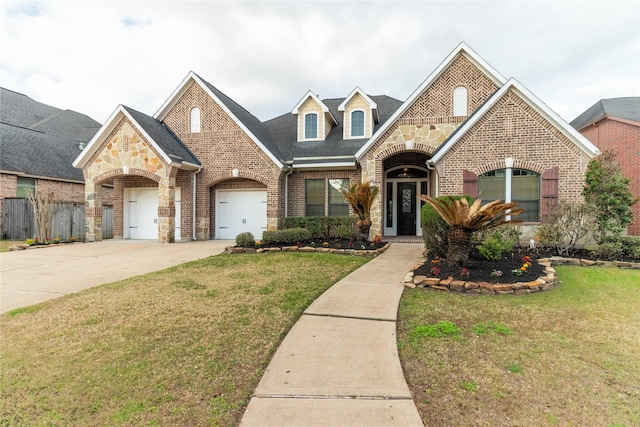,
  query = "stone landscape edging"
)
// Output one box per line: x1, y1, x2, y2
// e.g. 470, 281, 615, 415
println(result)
405, 255, 640, 295
225, 242, 391, 257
